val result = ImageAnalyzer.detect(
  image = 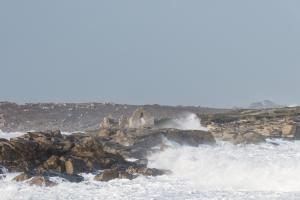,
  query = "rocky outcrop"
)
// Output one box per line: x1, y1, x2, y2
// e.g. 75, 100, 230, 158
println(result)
0, 128, 215, 185
129, 107, 154, 129
201, 107, 300, 142
99, 116, 118, 129
99, 107, 155, 130
89, 128, 216, 159
28, 176, 57, 187
0, 130, 165, 184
